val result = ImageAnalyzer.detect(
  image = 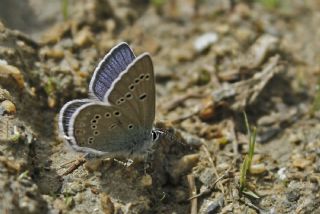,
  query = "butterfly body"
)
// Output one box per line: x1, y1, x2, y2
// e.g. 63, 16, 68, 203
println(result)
58, 43, 157, 158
